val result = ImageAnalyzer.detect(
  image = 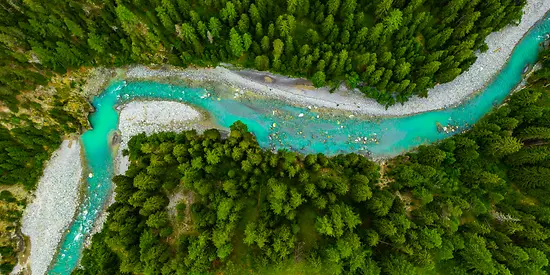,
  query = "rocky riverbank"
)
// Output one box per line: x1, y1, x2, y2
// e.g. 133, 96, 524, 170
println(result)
20, 140, 83, 275
126, 0, 550, 117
